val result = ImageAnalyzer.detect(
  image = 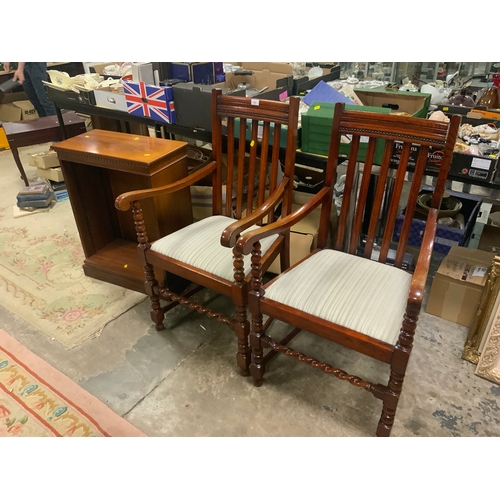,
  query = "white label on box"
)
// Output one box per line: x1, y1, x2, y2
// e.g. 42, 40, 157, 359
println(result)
435, 236, 459, 247
251, 99, 260, 106
471, 266, 488, 278
258, 125, 263, 139
471, 157, 491, 171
